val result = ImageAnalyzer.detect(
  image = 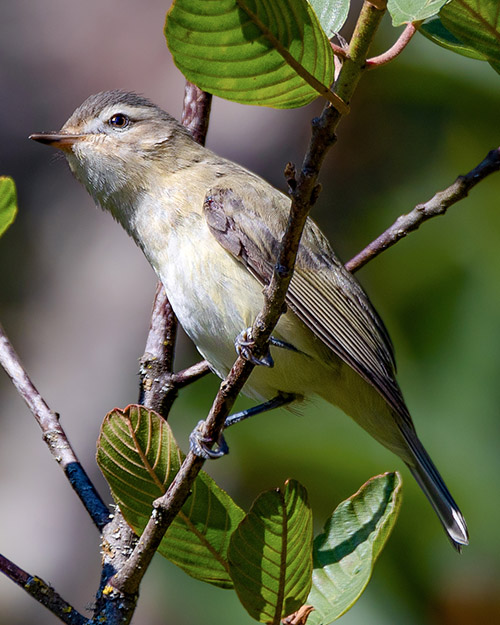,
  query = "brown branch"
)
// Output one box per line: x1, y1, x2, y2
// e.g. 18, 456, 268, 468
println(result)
345, 147, 500, 273
138, 282, 179, 416
0, 553, 86, 625
172, 359, 212, 388
139, 284, 211, 416
109, 1, 388, 597
0, 322, 110, 530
